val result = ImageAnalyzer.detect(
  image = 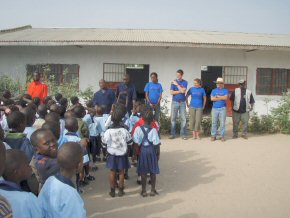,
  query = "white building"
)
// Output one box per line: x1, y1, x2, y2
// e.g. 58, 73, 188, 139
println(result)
0, 25, 290, 115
